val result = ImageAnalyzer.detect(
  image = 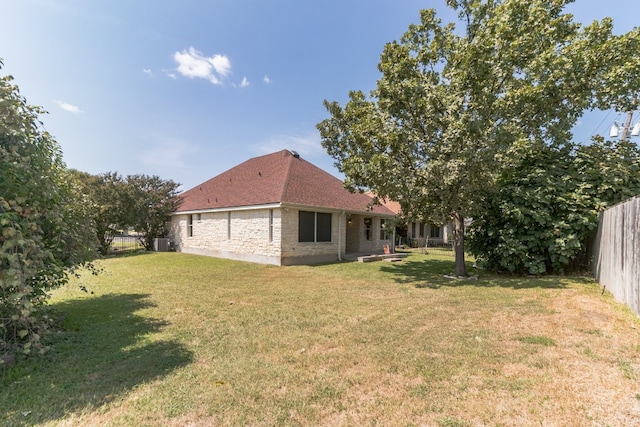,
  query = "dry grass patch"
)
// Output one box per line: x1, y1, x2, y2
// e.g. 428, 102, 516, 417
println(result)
1, 249, 640, 426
